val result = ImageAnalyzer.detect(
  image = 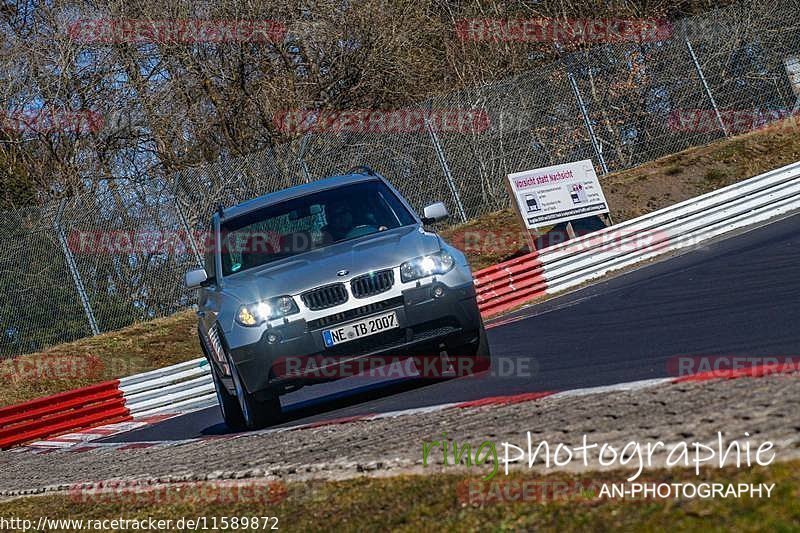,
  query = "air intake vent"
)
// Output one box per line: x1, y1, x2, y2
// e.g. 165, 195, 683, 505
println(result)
350, 269, 394, 298
207, 324, 225, 363
301, 283, 348, 310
